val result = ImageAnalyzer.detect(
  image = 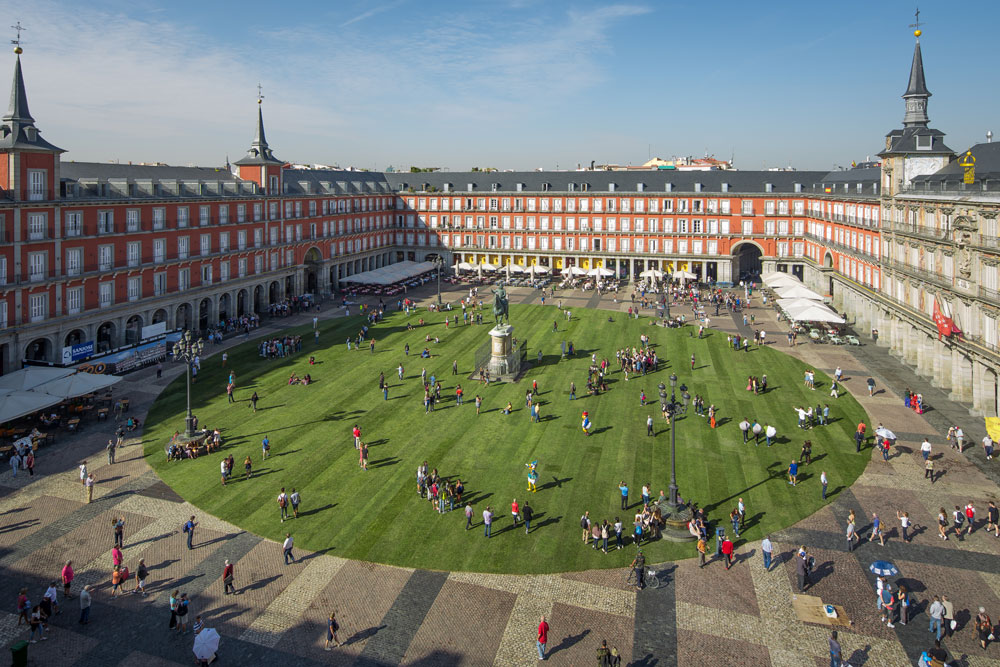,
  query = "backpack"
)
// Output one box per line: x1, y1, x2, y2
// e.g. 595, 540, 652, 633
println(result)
183, 522, 190, 533
581, 516, 589, 530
